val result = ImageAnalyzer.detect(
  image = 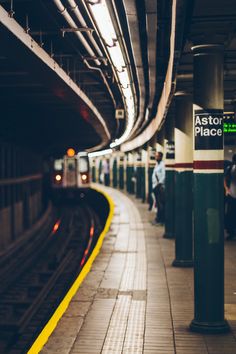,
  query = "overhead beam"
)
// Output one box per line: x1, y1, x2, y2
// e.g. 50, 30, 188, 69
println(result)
0, 4, 111, 148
